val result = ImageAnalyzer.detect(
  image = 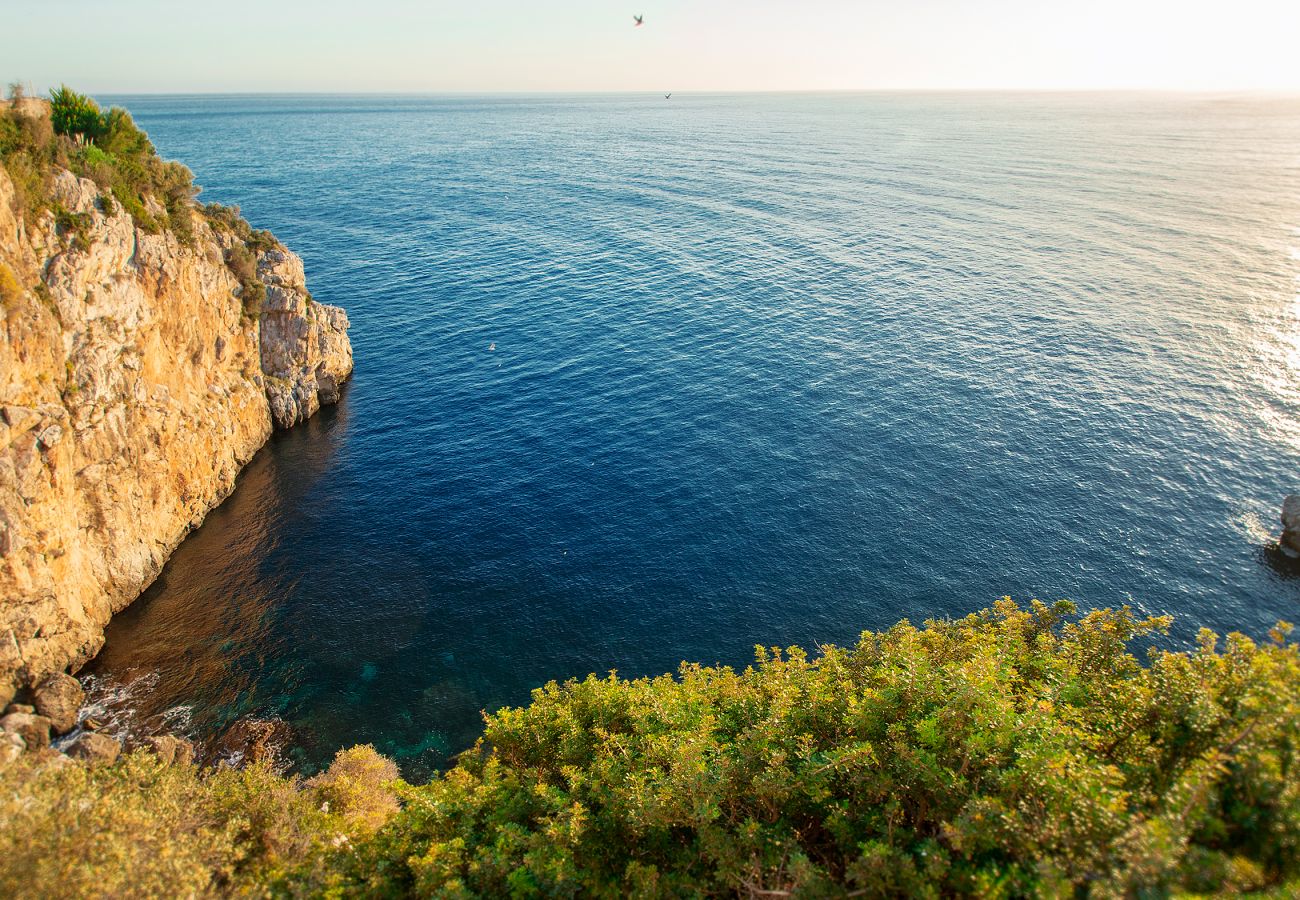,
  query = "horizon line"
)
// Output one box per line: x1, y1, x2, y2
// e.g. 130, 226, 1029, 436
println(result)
78, 87, 1300, 97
